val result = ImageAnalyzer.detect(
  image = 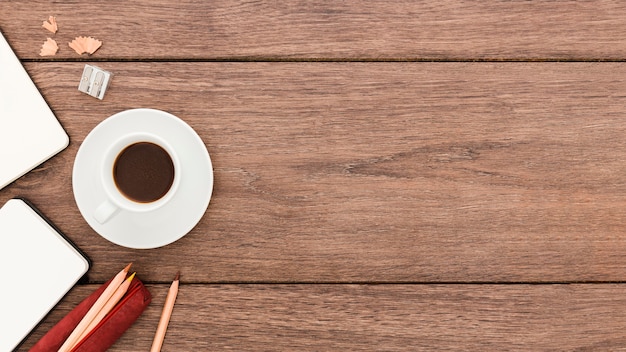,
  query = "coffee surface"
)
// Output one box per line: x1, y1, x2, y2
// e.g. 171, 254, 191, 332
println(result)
113, 142, 175, 203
